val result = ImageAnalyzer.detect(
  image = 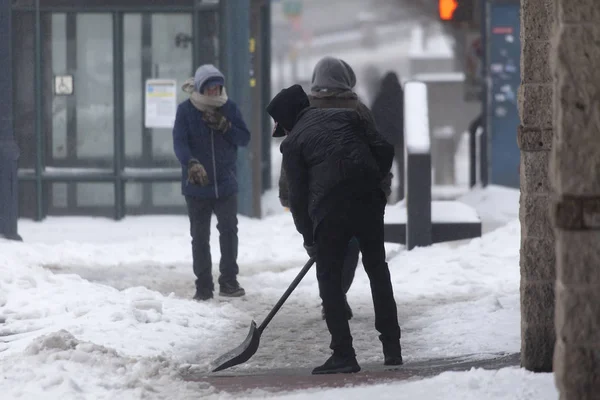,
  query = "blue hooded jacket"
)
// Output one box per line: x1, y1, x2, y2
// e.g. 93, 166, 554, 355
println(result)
172, 65, 251, 199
